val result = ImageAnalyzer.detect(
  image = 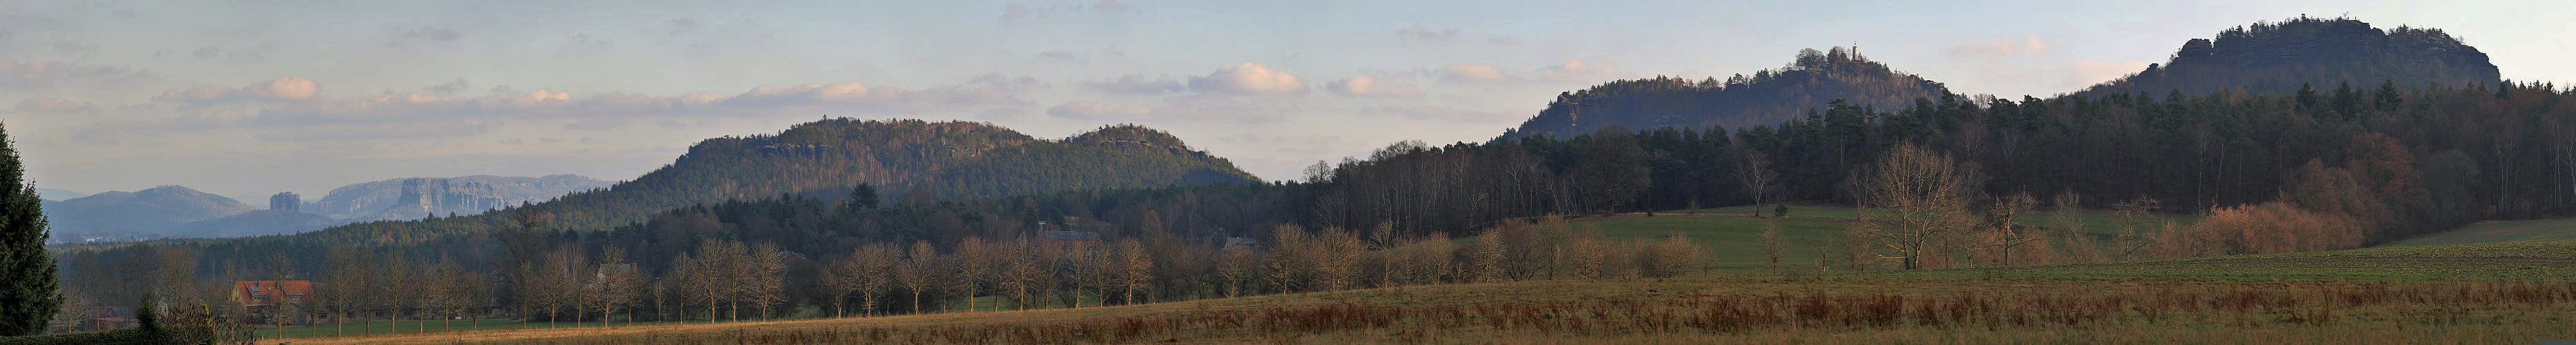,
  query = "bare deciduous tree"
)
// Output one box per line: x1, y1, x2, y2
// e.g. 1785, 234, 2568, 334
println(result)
1392, 233, 1452, 286
953, 237, 991, 312
901, 241, 941, 315
1637, 233, 1704, 278
1736, 148, 1780, 217
1977, 193, 2042, 268
1564, 225, 1610, 279
837, 243, 900, 317
1759, 221, 1785, 274
591, 248, 641, 328
1212, 246, 1255, 298
1861, 144, 1976, 270
999, 245, 1043, 310
1264, 225, 1313, 293
744, 243, 787, 321
1468, 228, 1508, 284
1114, 239, 1155, 305
1312, 229, 1363, 291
